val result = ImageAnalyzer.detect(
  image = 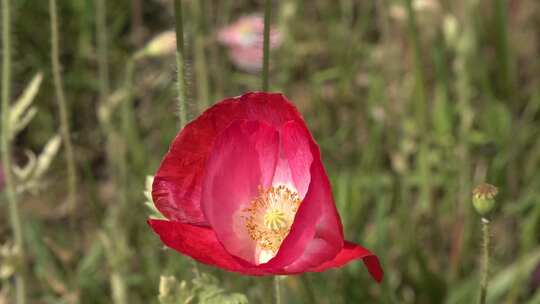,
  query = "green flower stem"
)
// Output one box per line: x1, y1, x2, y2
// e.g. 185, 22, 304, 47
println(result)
404, 0, 427, 129
173, 0, 187, 128
49, 0, 78, 213
96, 0, 110, 104
262, 0, 271, 91
120, 59, 136, 209
274, 276, 281, 304
479, 218, 490, 304
192, 0, 210, 111
1, 0, 26, 302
